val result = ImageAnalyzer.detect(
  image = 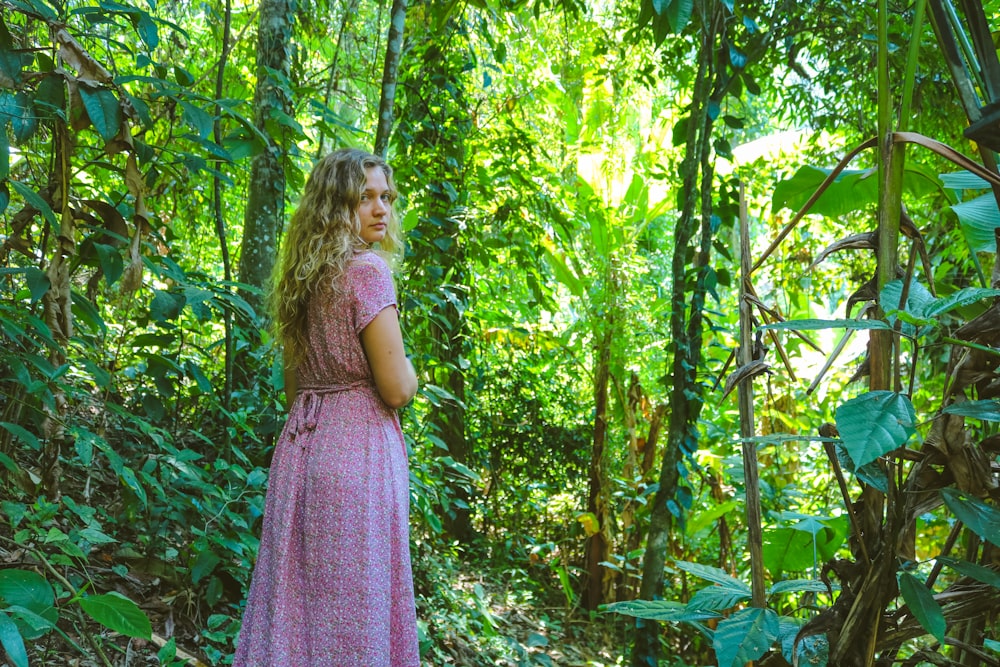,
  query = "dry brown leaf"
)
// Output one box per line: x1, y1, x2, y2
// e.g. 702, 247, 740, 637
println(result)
721, 359, 771, 400
55, 29, 112, 85
808, 232, 876, 270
